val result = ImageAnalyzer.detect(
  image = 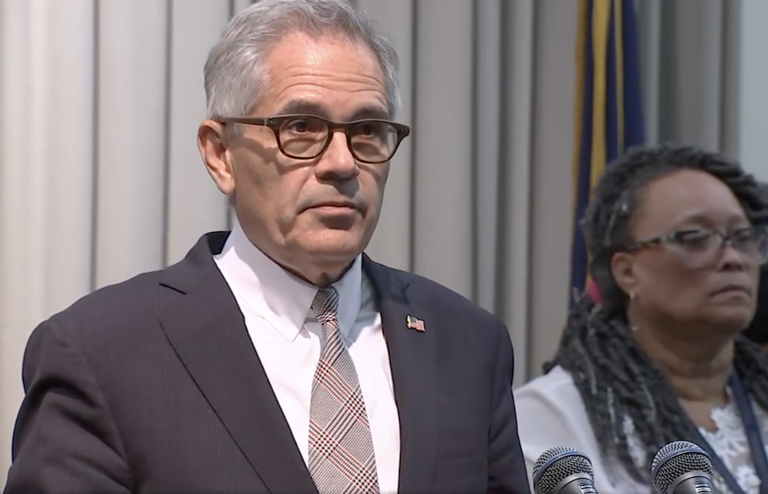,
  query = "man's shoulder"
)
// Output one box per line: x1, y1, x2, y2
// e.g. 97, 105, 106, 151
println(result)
48, 268, 168, 331
372, 261, 504, 329
51, 233, 220, 328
